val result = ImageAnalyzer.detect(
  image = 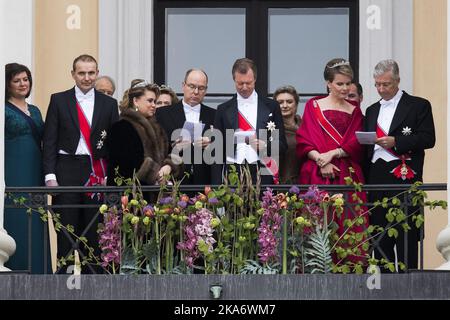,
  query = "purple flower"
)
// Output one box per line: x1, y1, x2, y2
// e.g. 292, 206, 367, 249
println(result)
159, 196, 173, 205
208, 197, 219, 205
257, 188, 281, 264
98, 209, 121, 269
177, 200, 187, 208
177, 208, 216, 267
289, 185, 300, 195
